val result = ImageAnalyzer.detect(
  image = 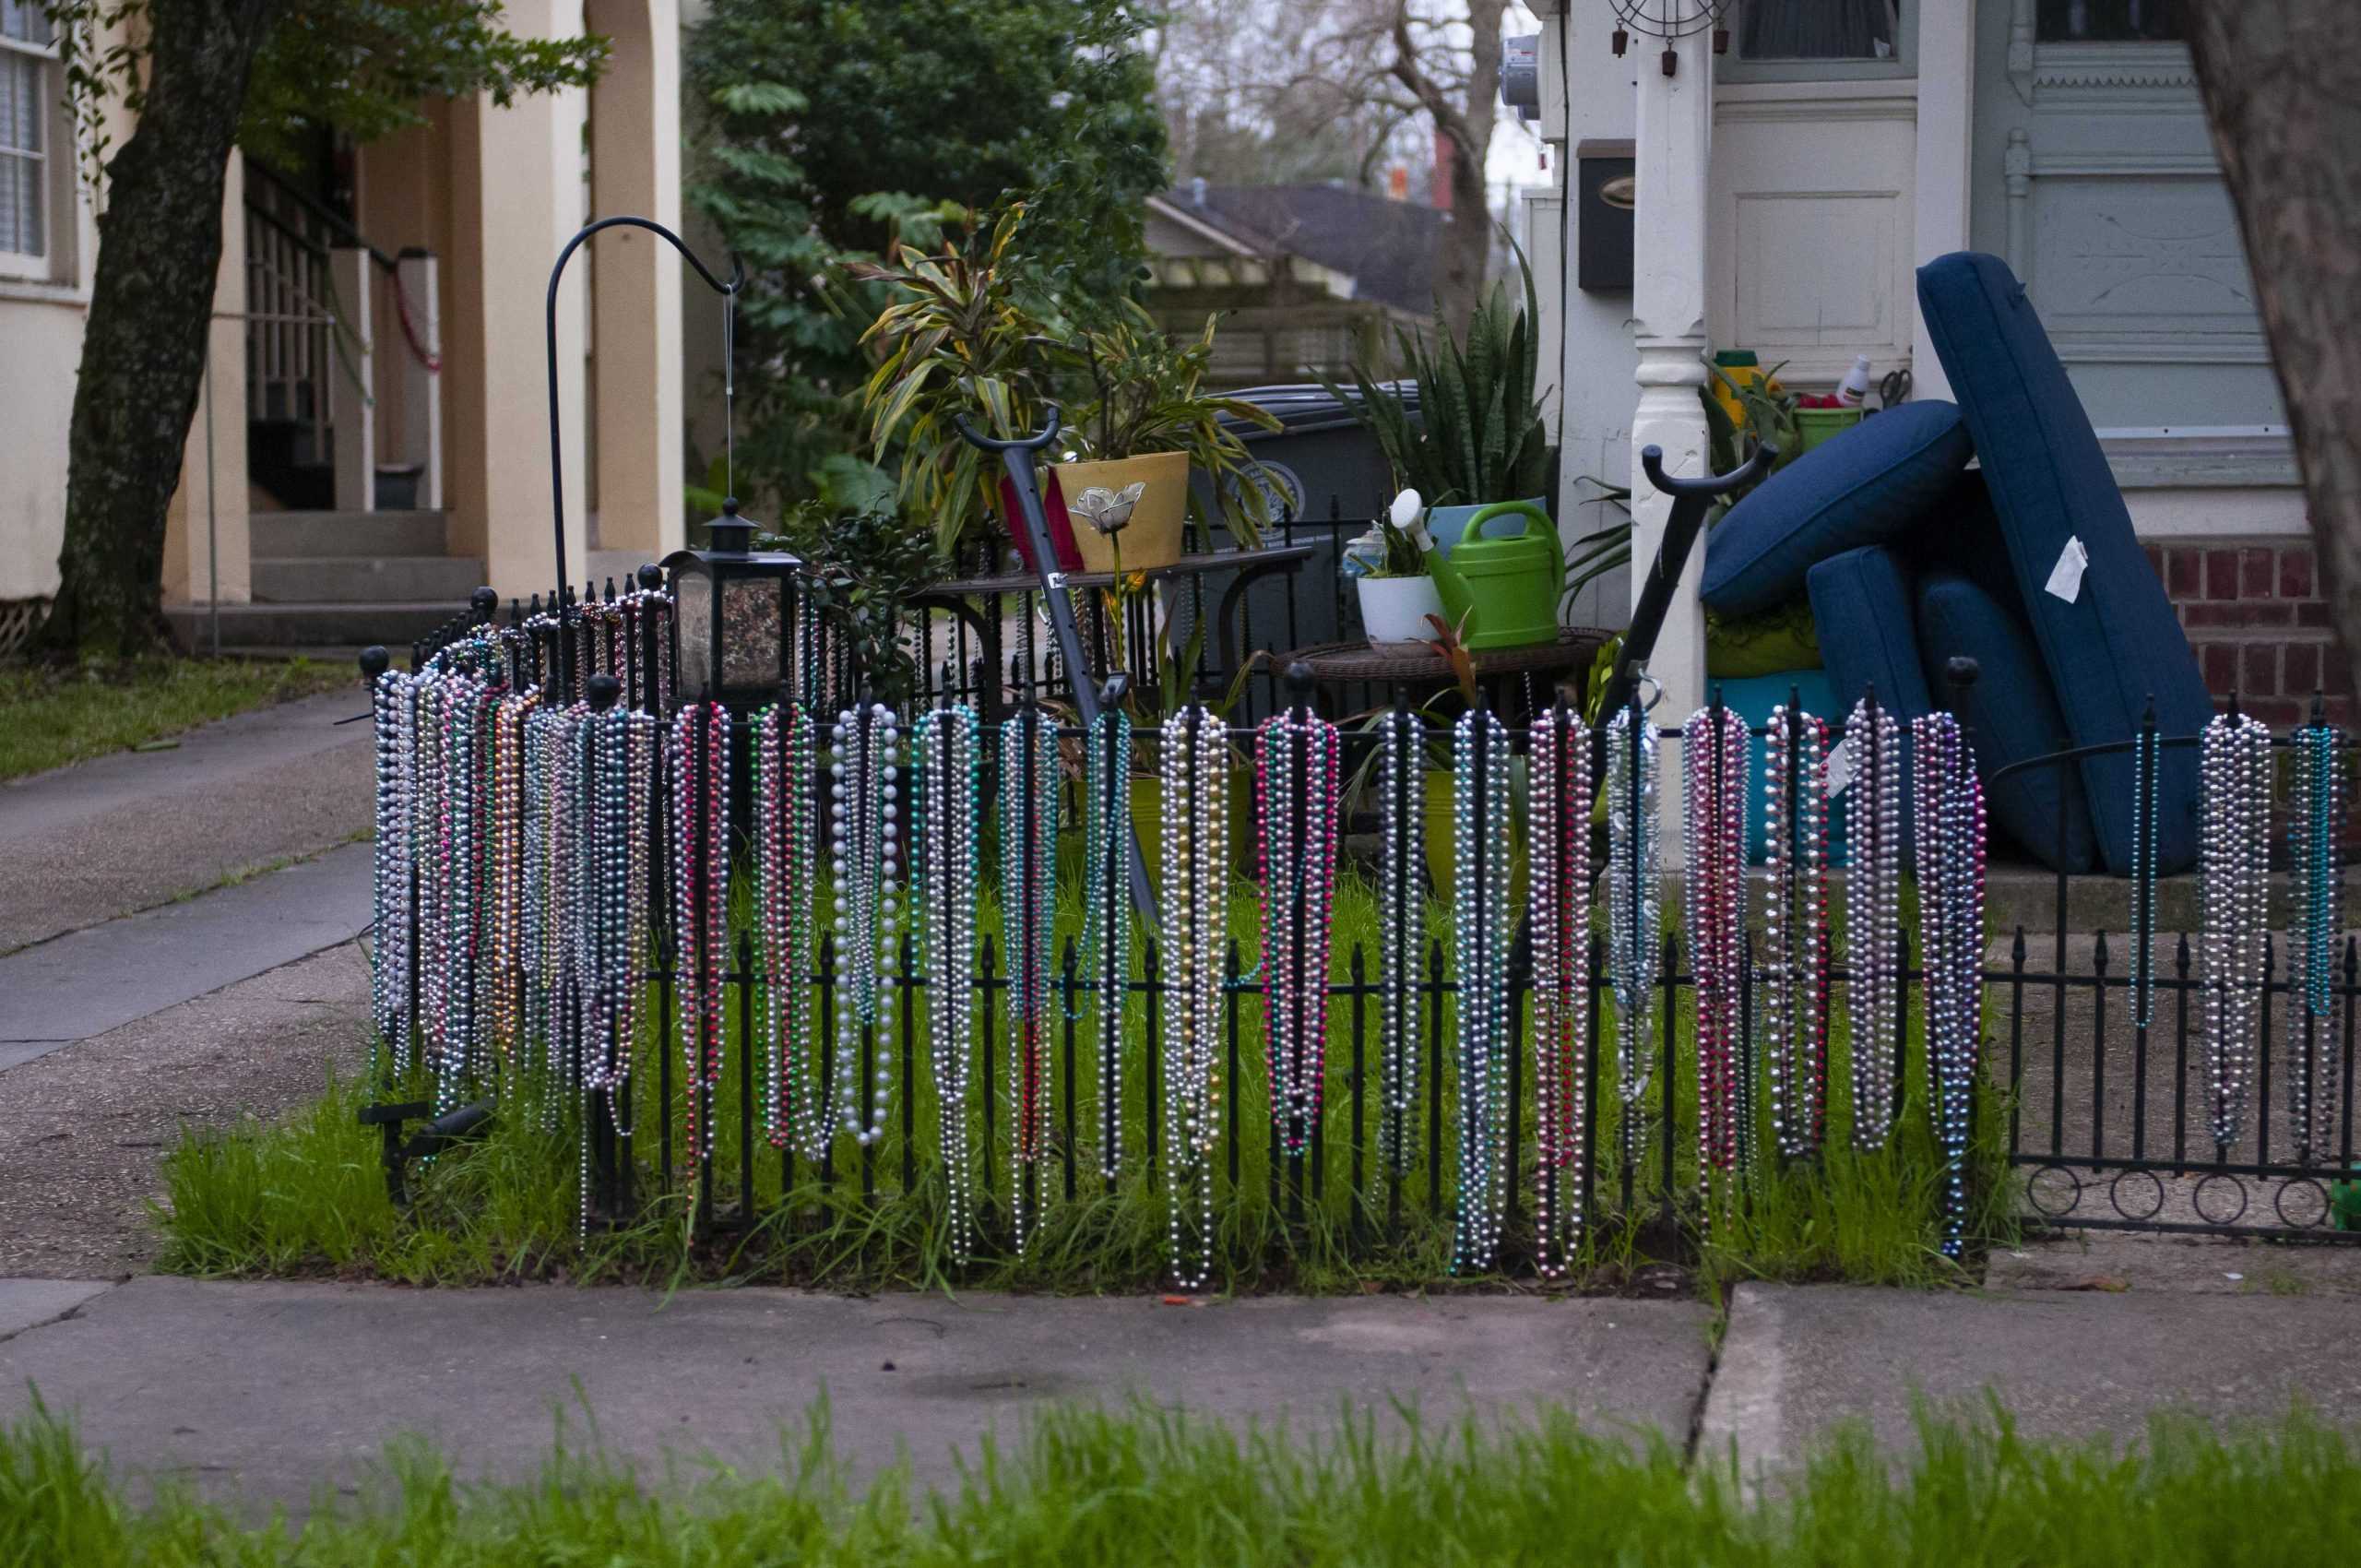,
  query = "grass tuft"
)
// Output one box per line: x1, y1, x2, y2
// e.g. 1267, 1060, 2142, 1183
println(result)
0, 1395, 2355, 1563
